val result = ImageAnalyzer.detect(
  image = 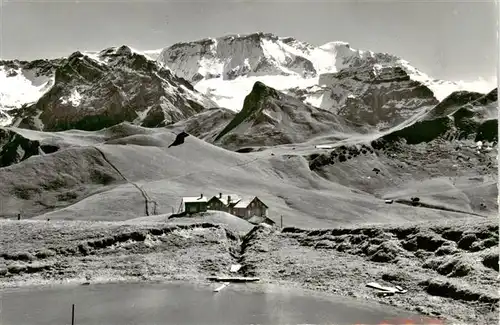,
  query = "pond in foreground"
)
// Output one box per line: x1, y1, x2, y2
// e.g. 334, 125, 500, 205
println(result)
0, 282, 439, 325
